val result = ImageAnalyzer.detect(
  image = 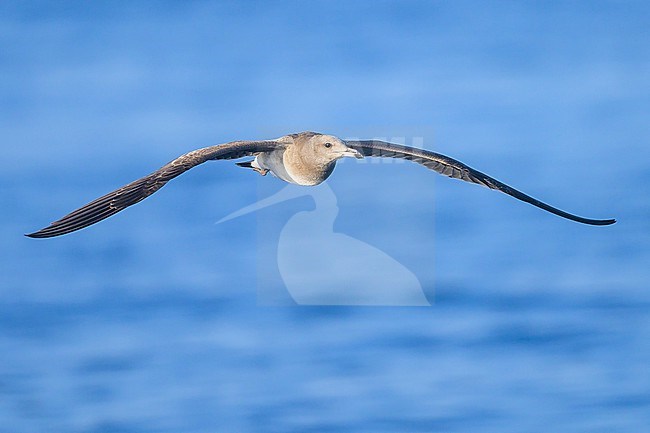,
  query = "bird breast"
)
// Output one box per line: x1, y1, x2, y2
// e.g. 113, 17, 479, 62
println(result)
257, 149, 334, 186
282, 149, 335, 186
